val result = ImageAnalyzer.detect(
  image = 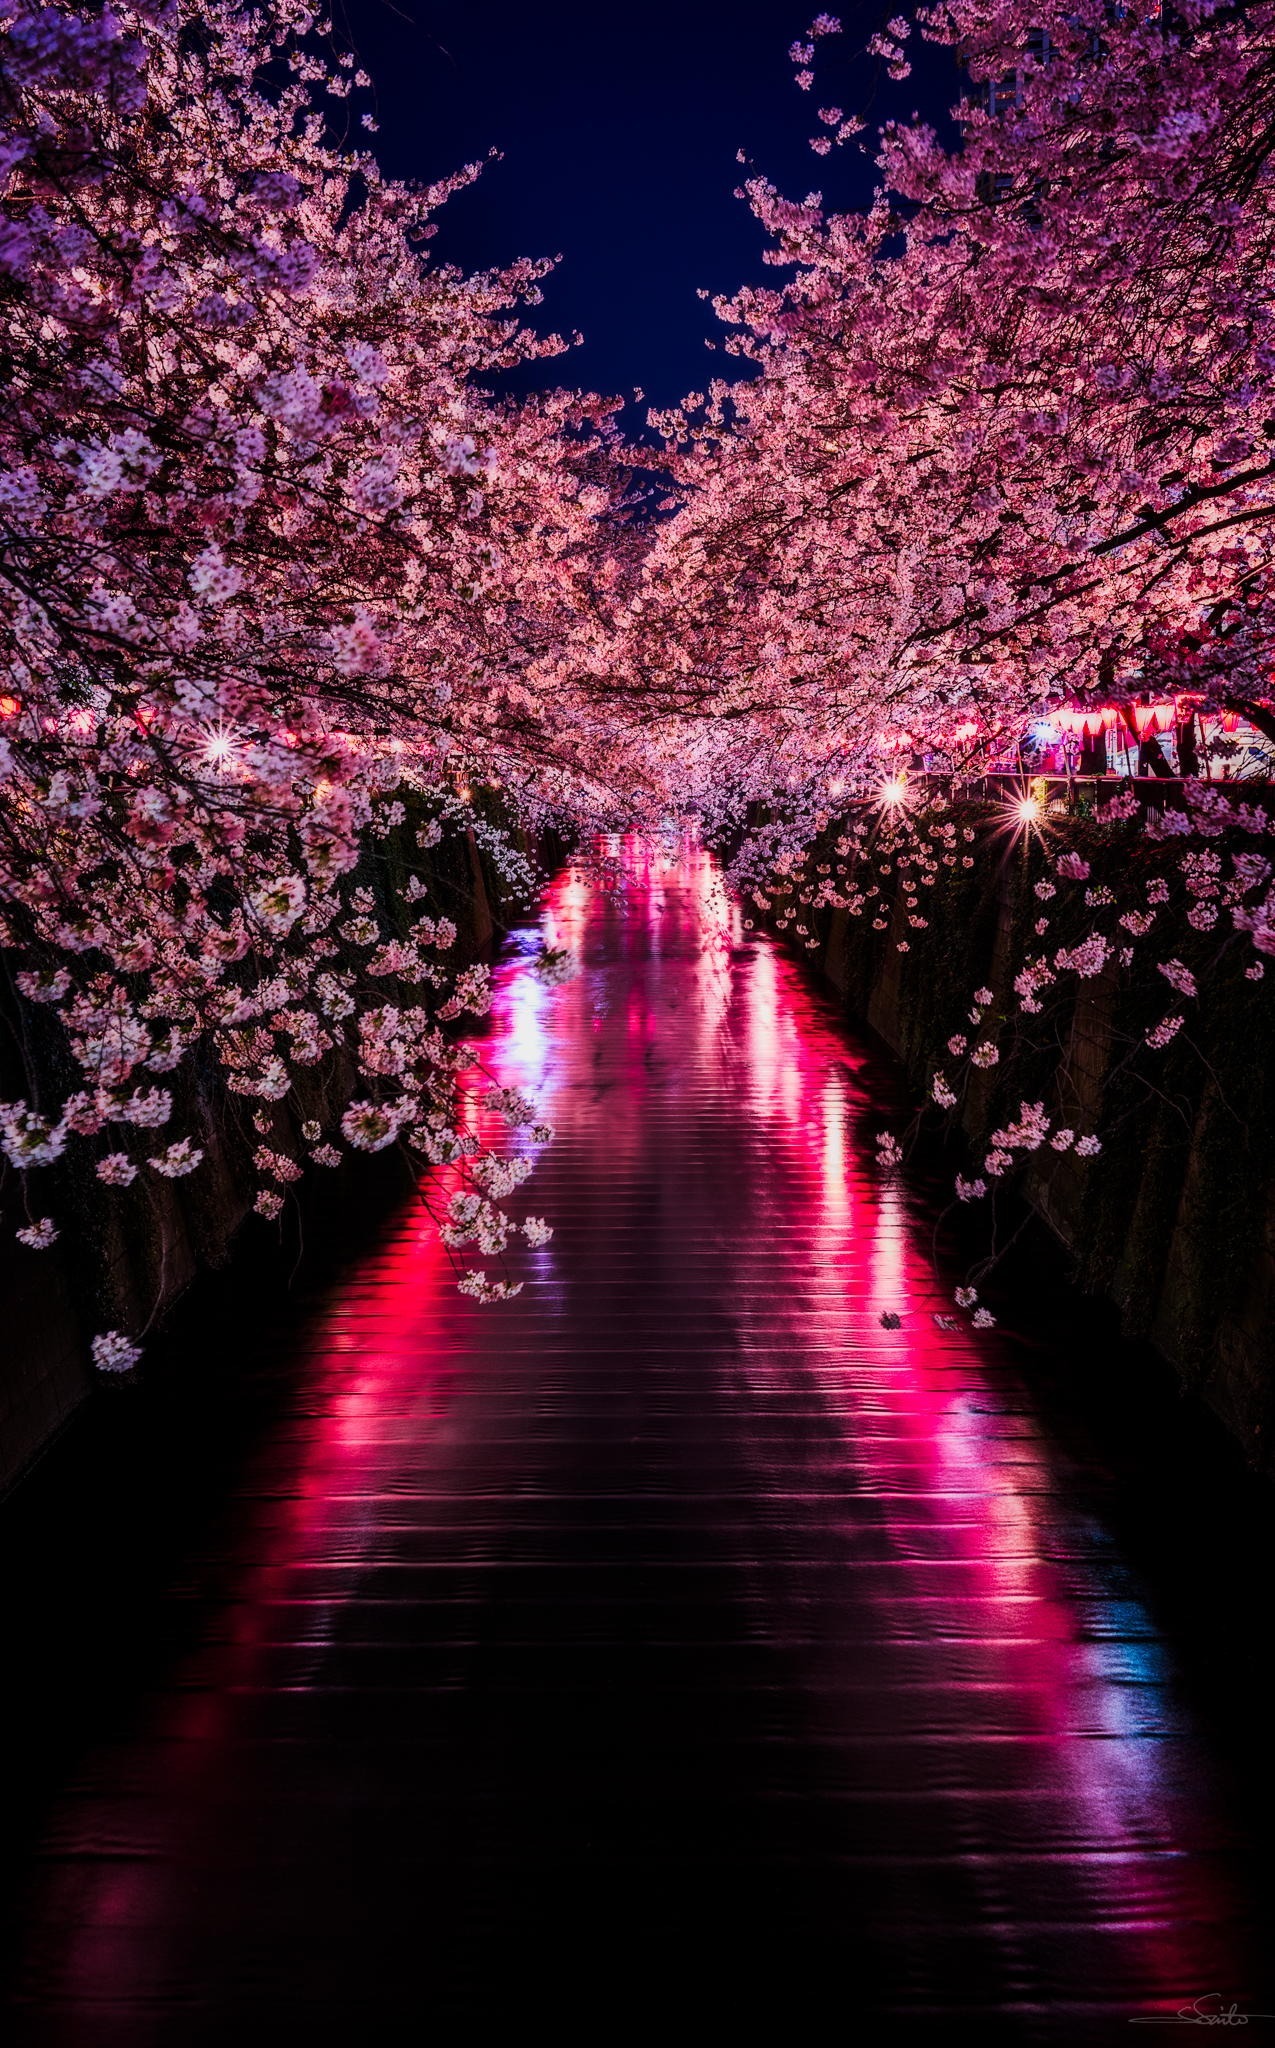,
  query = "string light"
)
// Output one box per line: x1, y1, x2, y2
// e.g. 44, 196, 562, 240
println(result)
197, 722, 239, 771
995, 777, 1050, 844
